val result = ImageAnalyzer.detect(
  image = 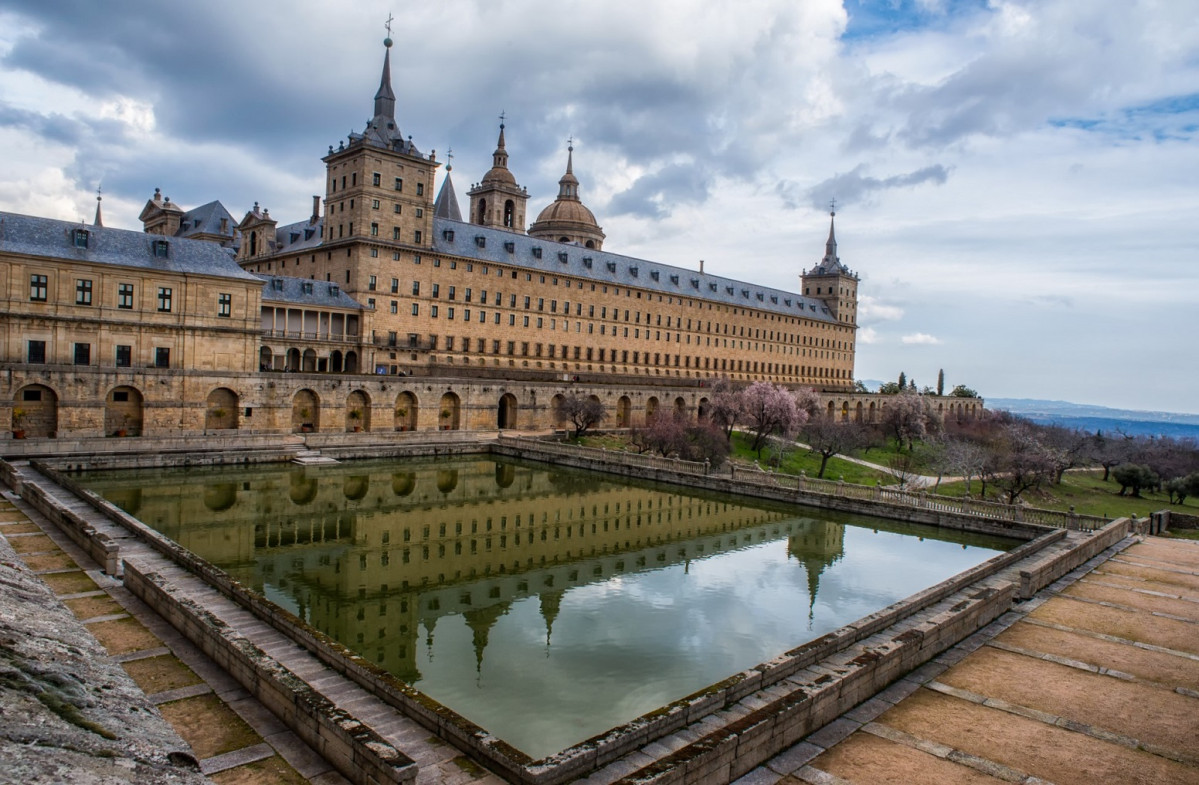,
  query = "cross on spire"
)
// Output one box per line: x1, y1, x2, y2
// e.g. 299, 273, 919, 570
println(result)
828, 198, 836, 216
498, 109, 506, 128
384, 13, 394, 36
